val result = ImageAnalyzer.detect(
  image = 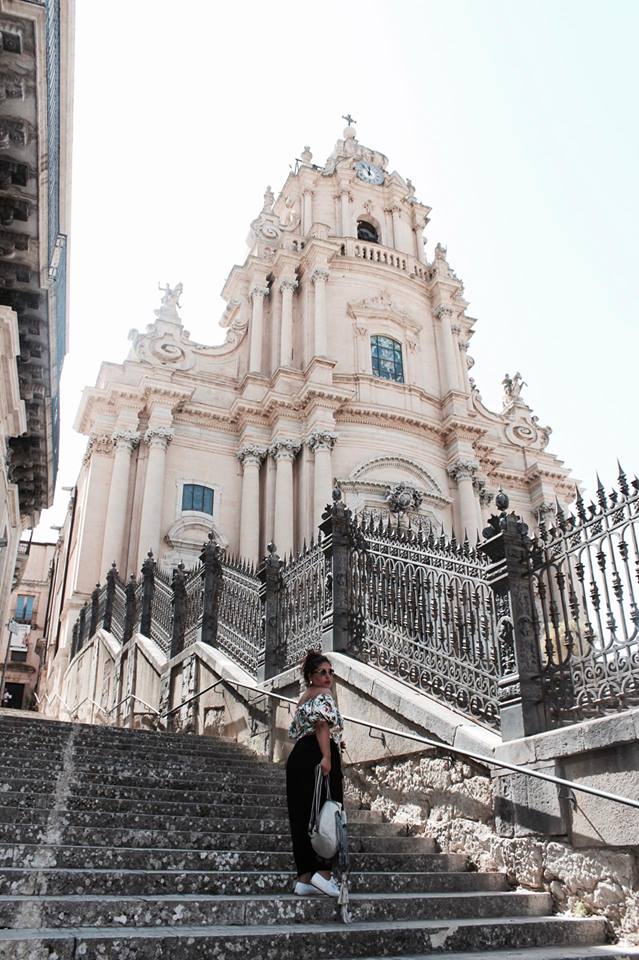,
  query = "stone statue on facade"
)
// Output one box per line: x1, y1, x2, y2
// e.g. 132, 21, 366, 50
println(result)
503, 371, 527, 402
